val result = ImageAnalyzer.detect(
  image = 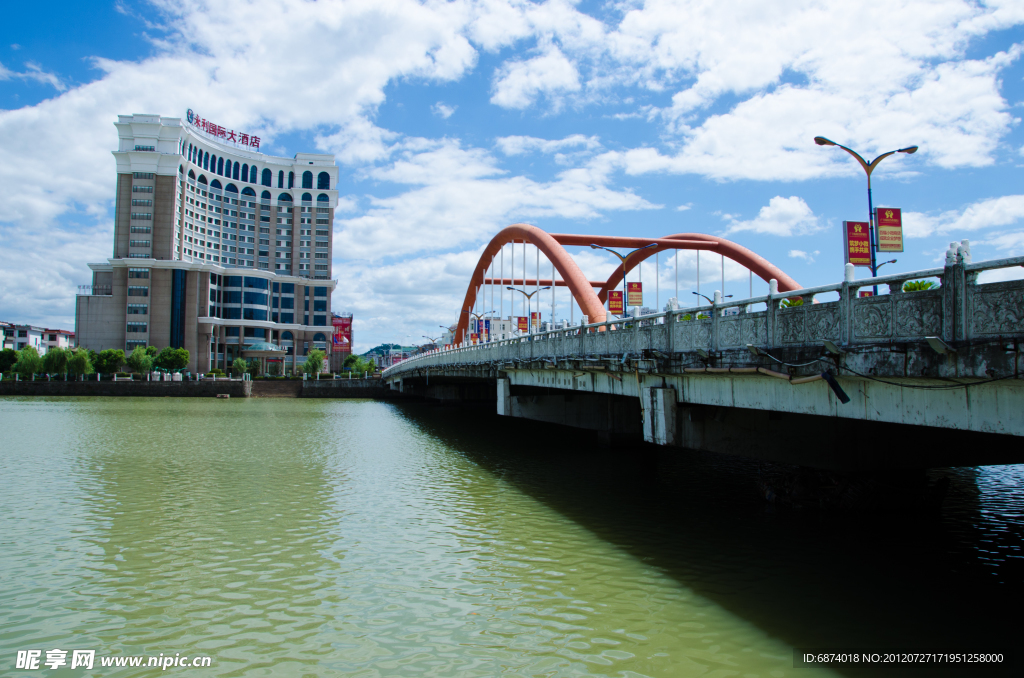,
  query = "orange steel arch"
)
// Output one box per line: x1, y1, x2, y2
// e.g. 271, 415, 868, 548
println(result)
455, 225, 801, 343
